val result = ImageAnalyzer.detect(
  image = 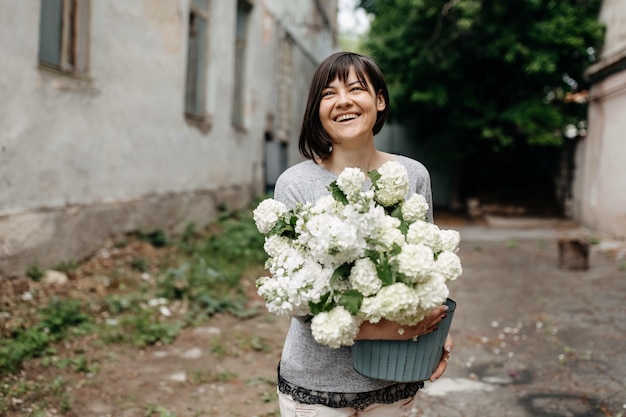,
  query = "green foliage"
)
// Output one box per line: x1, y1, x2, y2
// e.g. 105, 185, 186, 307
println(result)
328, 182, 349, 205
26, 263, 44, 281
337, 290, 364, 315
137, 229, 169, 247
100, 307, 182, 347
130, 257, 151, 272
0, 298, 92, 374
2, 207, 266, 378
361, 0, 603, 148
358, 0, 604, 205
156, 209, 266, 322
0, 376, 71, 415
53, 260, 79, 273
144, 405, 178, 417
